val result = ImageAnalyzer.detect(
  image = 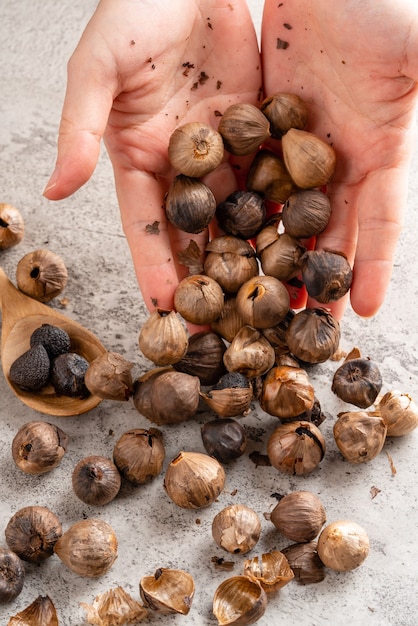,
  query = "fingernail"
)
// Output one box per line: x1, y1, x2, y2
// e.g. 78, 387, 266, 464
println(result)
43, 165, 60, 195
